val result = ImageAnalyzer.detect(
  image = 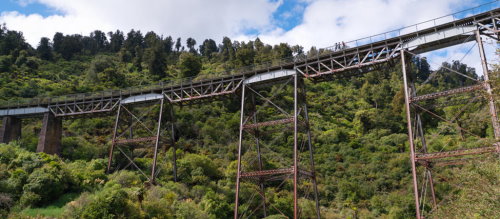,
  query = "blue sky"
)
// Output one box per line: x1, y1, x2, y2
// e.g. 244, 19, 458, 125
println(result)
0, 0, 497, 72
0, 0, 495, 45
0, 0, 494, 35
0, 0, 60, 17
